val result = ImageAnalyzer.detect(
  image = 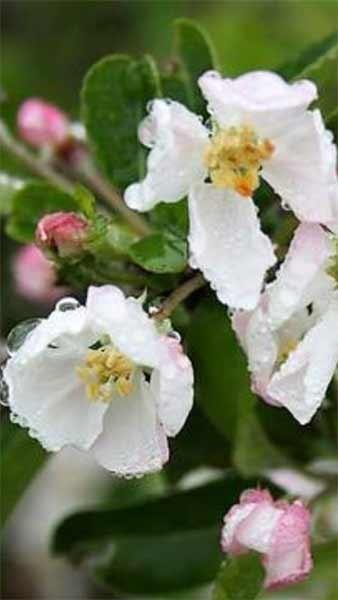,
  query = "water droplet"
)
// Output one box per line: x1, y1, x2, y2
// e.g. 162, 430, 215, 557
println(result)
168, 331, 181, 342
0, 368, 9, 406
7, 319, 42, 355
56, 297, 80, 312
